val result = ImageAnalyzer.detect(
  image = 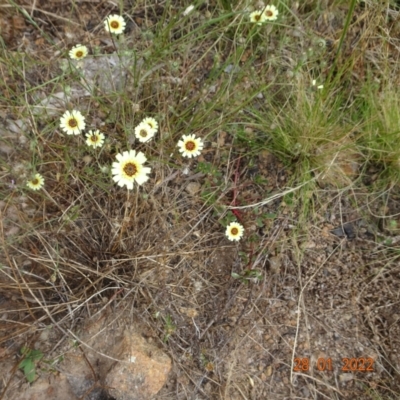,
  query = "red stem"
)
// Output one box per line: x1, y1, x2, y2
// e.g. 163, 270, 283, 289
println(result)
231, 156, 242, 222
